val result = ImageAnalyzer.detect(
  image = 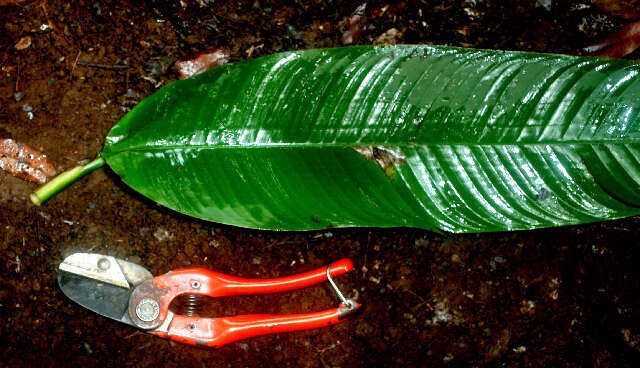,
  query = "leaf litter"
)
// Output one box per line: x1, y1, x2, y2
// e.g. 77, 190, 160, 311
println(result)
0, 129, 56, 184
586, 0, 640, 57
174, 48, 230, 79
